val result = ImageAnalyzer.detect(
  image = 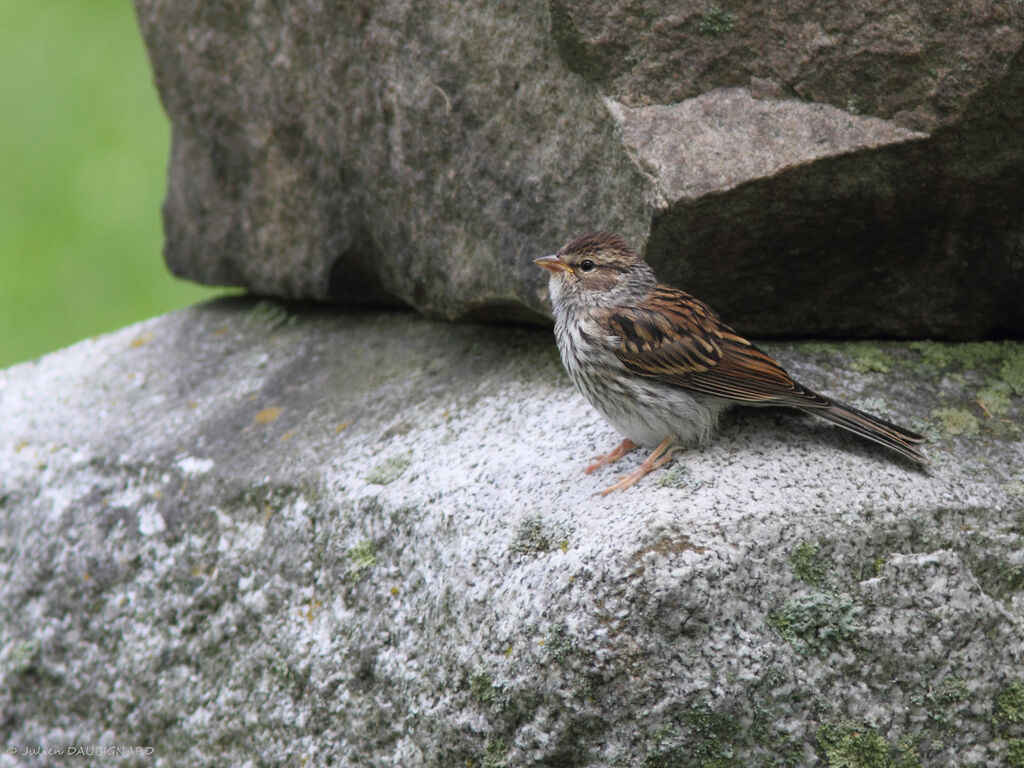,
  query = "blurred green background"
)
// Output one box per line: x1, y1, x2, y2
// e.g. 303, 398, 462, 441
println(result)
0, 1, 228, 369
